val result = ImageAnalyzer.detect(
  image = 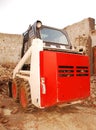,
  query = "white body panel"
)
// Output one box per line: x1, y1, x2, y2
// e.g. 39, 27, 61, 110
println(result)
29, 39, 43, 107
13, 38, 43, 108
